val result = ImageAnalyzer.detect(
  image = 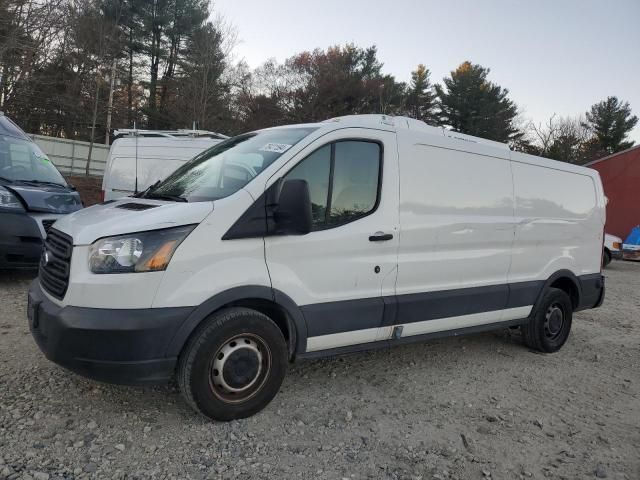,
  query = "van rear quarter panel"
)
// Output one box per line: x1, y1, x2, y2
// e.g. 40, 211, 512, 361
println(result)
508, 155, 604, 283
